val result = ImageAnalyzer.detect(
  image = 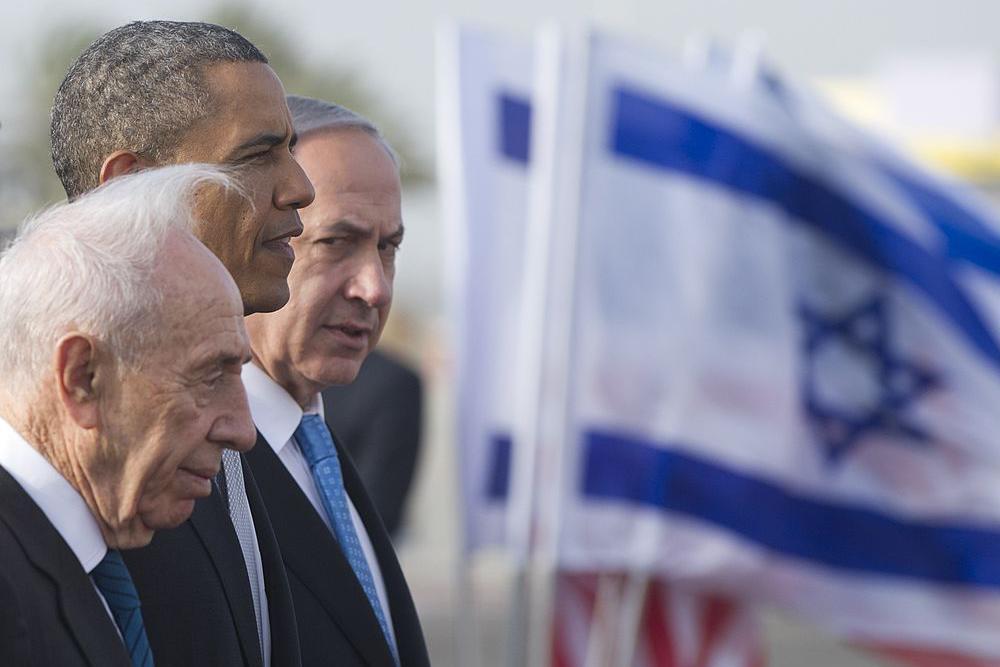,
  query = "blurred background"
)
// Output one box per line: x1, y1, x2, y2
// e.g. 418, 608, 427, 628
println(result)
3, 2, 1000, 665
